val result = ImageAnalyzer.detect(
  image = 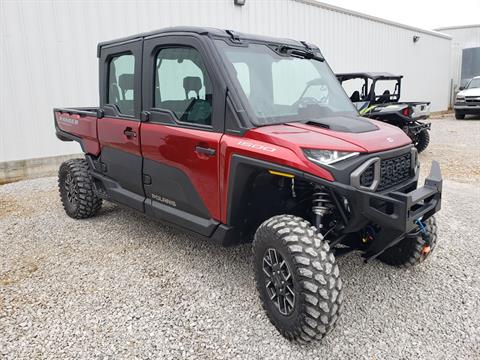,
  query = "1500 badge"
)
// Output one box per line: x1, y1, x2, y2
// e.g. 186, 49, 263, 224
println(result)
238, 141, 276, 152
